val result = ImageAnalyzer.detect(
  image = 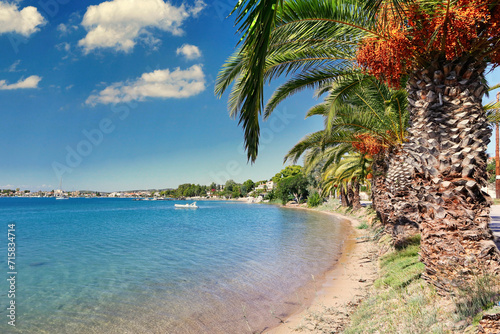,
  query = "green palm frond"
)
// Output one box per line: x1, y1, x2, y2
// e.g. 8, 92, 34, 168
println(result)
230, 0, 282, 162
363, 0, 412, 19
284, 130, 327, 163
485, 84, 500, 123
284, 74, 408, 190
485, 102, 500, 124
215, 49, 246, 99
306, 102, 329, 118
264, 68, 353, 118
216, 0, 381, 162
321, 152, 373, 196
